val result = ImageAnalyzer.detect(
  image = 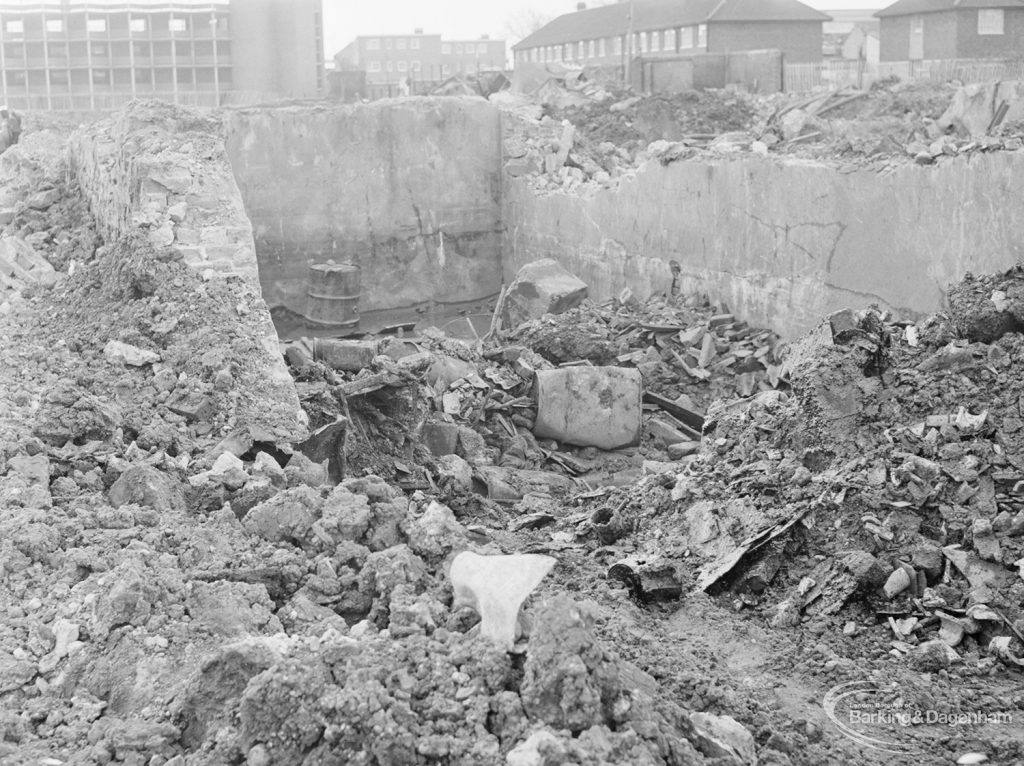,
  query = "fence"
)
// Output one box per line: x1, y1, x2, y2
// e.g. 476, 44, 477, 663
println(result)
783, 58, 1024, 92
